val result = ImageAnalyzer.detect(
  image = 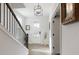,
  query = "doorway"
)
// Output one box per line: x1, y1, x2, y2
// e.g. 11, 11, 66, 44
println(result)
52, 5, 61, 55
